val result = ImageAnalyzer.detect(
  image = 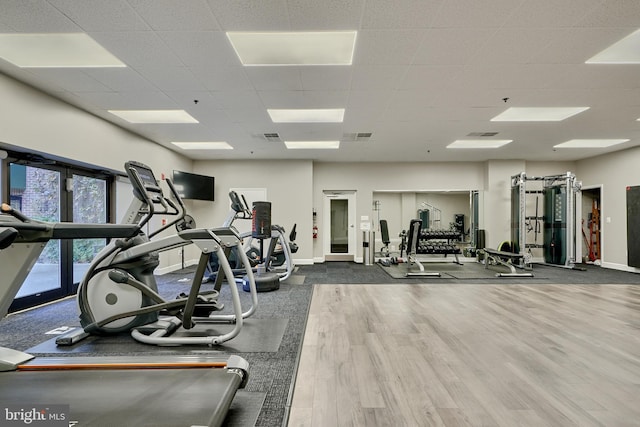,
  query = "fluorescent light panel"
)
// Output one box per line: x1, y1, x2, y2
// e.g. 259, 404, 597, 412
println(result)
586, 29, 640, 64
553, 139, 629, 148
268, 109, 345, 123
0, 33, 125, 68
227, 31, 357, 66
285, 140, 340, 149
108, 110, 198, 124
172, 142, 233, 150
491, 107, 589, 122
447, 140, 513, 149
